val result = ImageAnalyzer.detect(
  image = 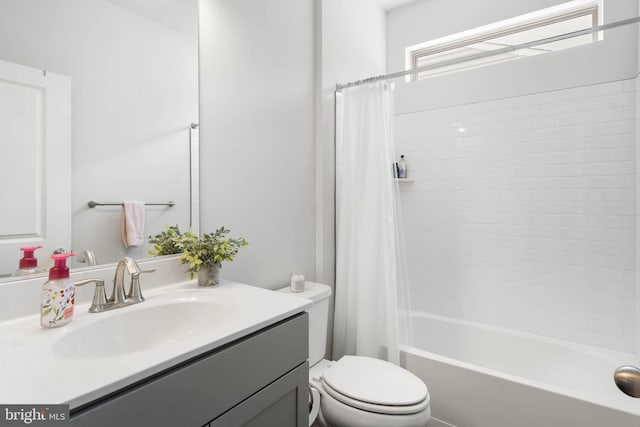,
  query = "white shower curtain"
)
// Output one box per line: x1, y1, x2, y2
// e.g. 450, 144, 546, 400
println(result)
333, 81, 411, 365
